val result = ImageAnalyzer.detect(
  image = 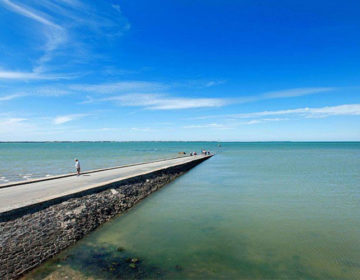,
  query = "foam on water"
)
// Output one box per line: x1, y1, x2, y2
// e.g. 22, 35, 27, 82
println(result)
0, 176, 8, 183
